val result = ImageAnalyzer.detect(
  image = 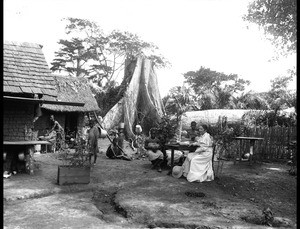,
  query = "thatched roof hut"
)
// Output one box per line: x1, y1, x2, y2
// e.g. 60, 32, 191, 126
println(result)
3, 41, 57, 99
42, 75, 100, 112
